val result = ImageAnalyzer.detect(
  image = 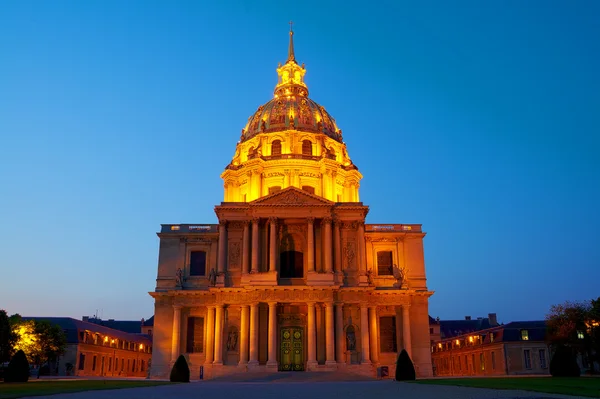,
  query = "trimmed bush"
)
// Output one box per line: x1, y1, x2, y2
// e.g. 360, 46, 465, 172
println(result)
550, 345, 580, 377
4, 350, 29, 383
395, 349, 416, 381
170, 355, 190, 382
